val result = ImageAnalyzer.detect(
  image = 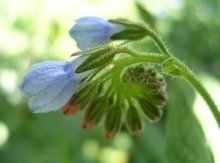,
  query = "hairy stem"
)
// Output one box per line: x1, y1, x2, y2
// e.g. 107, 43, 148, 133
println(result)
181, 68, 220, 127
143, 27, 170, 56
141, 26, 220, 126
